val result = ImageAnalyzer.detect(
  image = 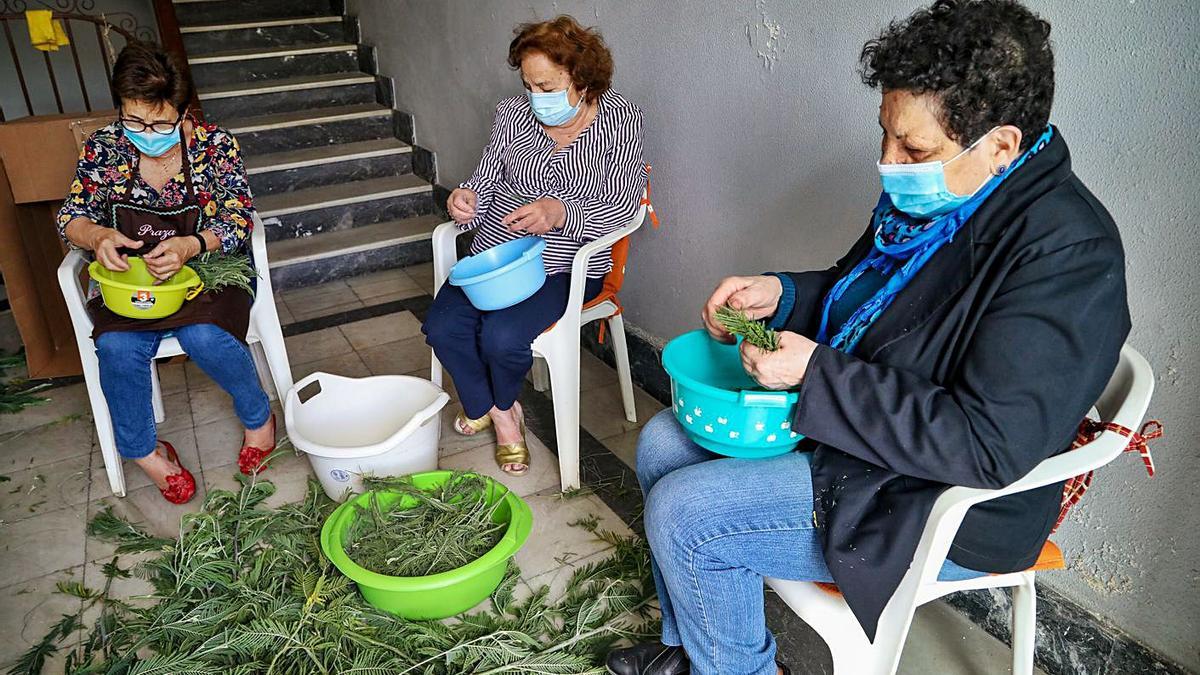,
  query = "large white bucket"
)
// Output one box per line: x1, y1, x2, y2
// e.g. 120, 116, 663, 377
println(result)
284, 372, 450, 501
